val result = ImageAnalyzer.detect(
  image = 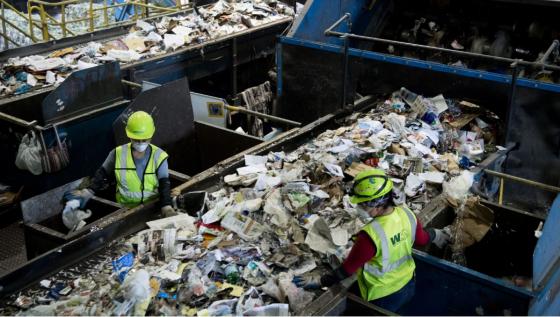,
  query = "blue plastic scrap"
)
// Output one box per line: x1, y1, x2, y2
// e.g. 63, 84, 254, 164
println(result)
112, 252, 135, 283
